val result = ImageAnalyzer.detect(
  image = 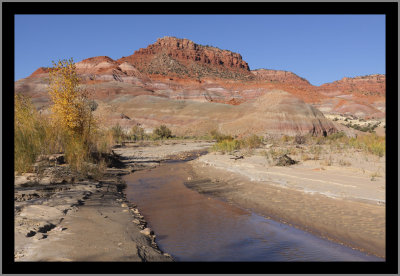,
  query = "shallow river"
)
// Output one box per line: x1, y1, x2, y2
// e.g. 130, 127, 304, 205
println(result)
124, 160, 382, 262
